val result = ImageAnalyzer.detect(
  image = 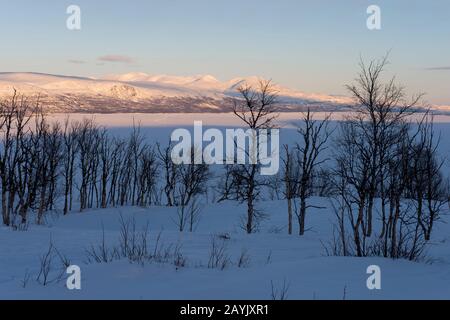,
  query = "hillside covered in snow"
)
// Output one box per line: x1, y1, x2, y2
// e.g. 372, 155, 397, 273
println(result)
0, 72, 357, 113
